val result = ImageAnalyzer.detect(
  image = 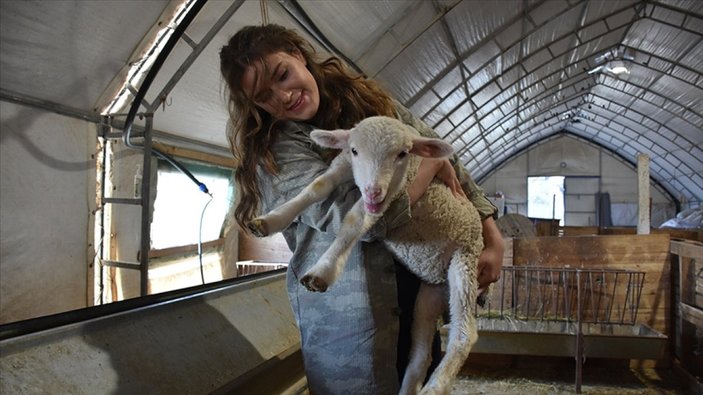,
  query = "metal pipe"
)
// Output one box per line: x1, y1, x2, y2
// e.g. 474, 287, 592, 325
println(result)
140, 115, 154, 296
0, 88, 101, 123
622, 272, 633, 323
575, 270, 583, 393
607, 272, 619, 322
122, 0, 206, 147
595, 270, 605, 323
633, 272, 646, 324
122, 0, 211, 196
537, 270, 545, 320
526, 269, 533, 318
